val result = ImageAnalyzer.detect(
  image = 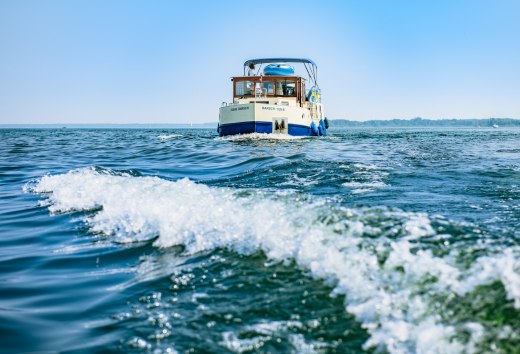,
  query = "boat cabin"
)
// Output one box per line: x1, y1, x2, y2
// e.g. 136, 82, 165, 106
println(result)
231, 76, 307, 107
